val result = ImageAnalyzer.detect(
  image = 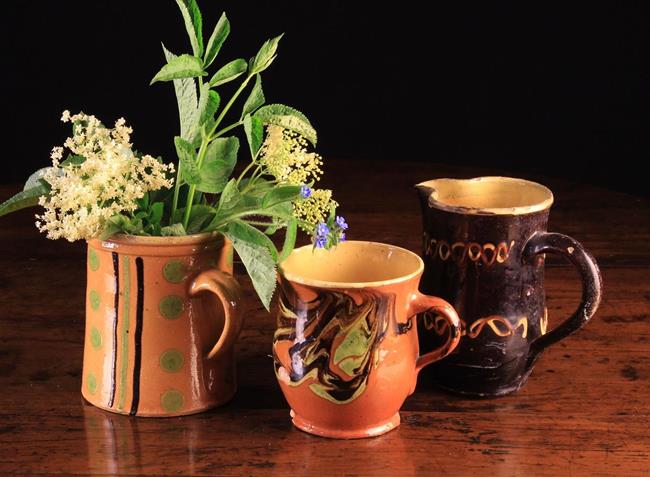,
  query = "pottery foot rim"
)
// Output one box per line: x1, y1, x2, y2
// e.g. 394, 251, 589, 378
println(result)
81, 387, 237, 417
290, 411, 400, 439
